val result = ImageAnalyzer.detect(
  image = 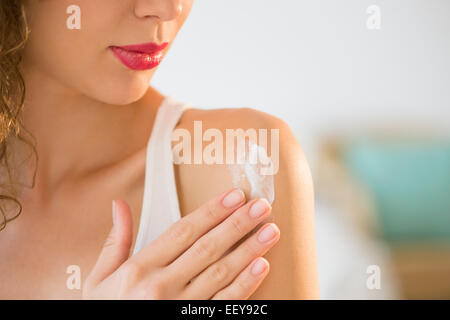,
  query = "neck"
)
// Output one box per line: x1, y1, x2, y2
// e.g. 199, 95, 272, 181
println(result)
11, 65, 161, 199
